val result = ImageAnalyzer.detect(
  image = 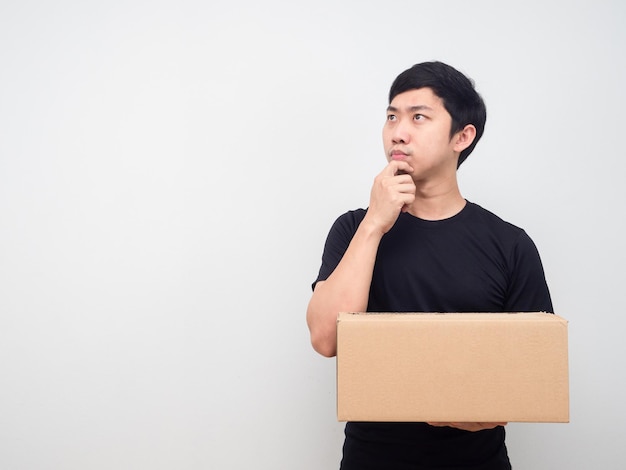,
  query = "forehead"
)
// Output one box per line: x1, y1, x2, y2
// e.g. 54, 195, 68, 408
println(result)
388, 87, 445, 111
